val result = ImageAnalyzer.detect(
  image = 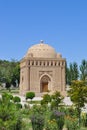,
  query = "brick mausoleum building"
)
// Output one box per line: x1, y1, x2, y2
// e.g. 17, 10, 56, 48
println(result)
20, 40, 66, 96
